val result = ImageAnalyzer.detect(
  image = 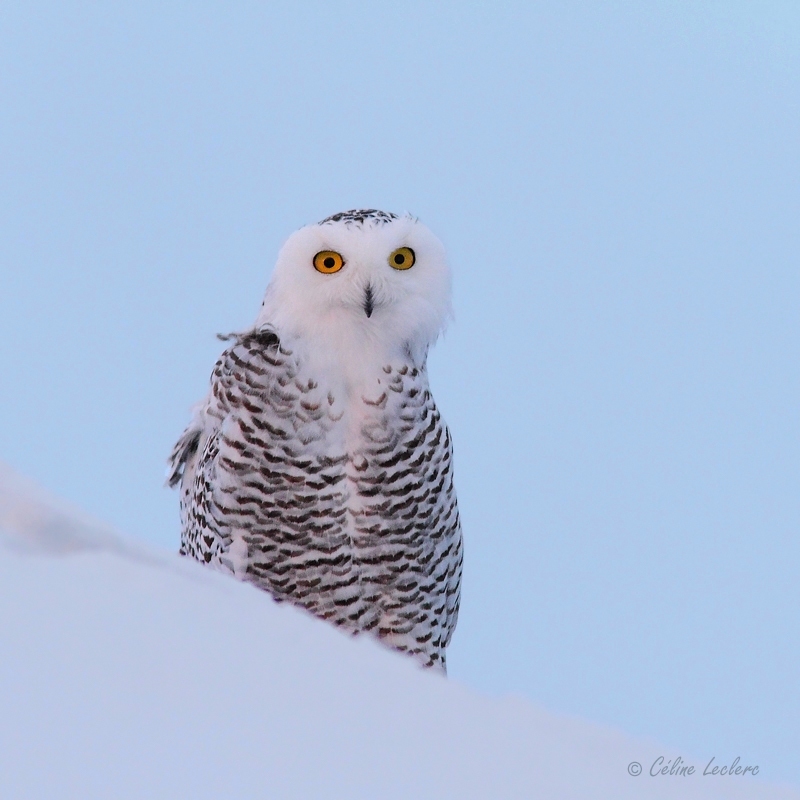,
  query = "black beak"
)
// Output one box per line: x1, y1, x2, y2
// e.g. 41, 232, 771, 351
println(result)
363, 284, 374, 318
